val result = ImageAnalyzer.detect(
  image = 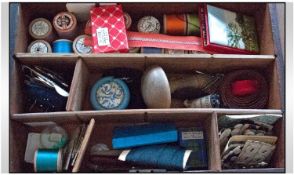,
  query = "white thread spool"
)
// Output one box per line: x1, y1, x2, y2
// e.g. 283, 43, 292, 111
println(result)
29, 18, 54, 42
27, 40, 52, 53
